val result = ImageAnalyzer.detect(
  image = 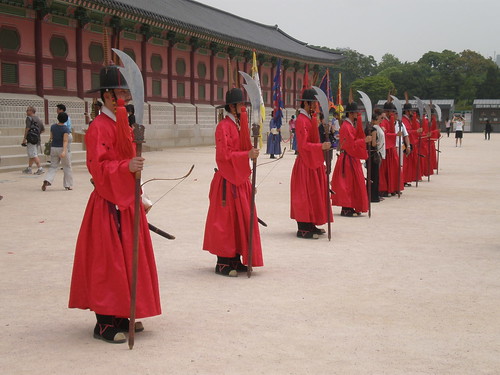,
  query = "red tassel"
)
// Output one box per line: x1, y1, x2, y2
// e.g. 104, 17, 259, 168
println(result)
389, 112, 395, 133
356, 112, 365, 140
239, 106, 253, 151
431, 115, 437, 131
115, 98, 135, 160
412, 114, 419, 130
